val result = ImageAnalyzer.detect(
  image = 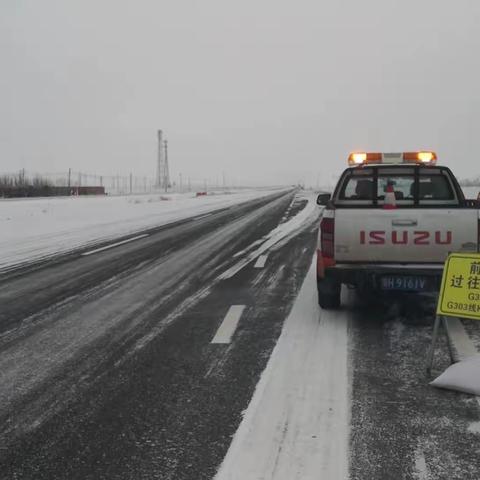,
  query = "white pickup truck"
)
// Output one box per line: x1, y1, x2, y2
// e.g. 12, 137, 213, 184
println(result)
316, 151, 480, 308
